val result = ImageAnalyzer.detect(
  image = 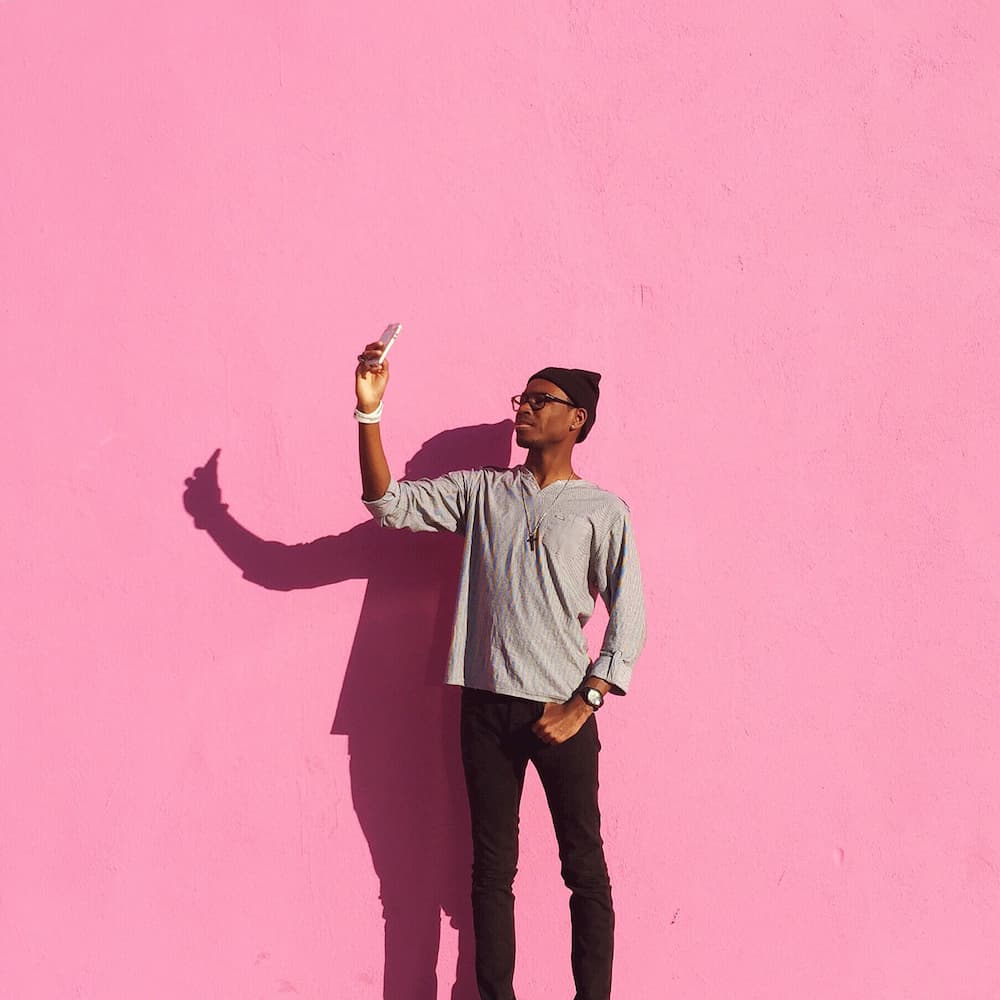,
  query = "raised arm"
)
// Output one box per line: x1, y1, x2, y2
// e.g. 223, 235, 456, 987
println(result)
354, 341, 471, 533
356, 340, 392, 501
